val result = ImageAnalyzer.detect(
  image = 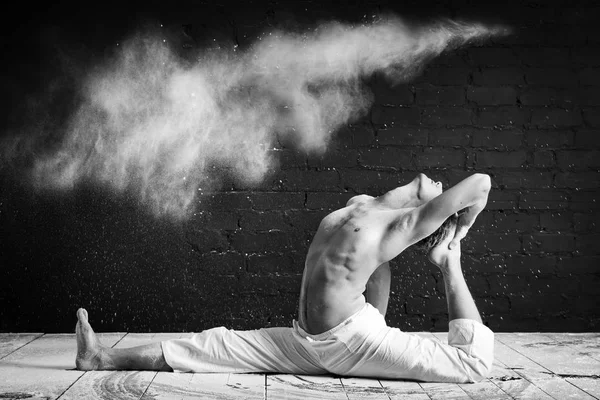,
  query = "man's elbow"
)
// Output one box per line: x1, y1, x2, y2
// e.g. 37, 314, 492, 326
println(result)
474, 173, 492, 193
